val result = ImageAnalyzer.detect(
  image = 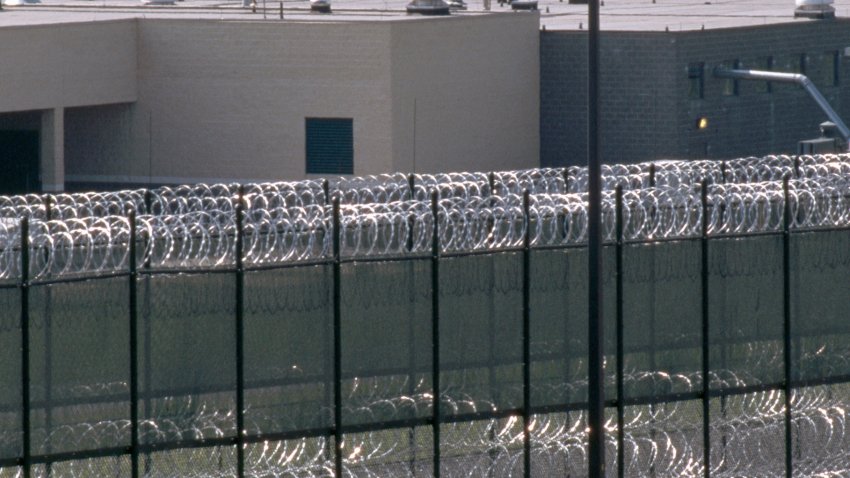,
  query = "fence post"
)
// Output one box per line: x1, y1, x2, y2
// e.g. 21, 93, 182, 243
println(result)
430, 191, 441, 478
20, 217, 31, 478
615, 186, 625, 478
782, 177, 793, 478
235, 185, 246, 478
128, 210, 140, 478
332, 198, 343, 478
700, 180, 711, 478
522, 190, 531, 478
649, 162, 656, 189
322, 179, 330, 206
408, 173, 416, 202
